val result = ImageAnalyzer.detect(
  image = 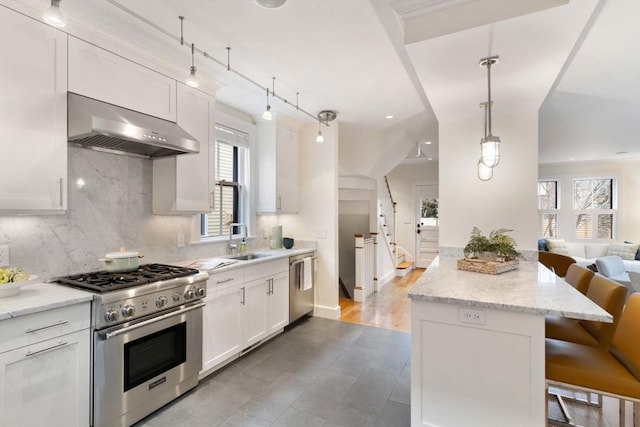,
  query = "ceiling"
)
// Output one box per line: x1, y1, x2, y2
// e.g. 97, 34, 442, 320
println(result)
10, 0, 640, 165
